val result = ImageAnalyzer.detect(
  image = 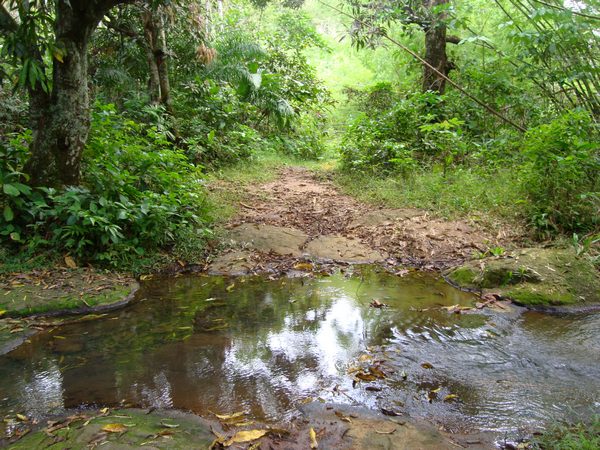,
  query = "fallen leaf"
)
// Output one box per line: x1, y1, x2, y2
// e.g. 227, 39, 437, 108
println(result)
375, 428, 396, 435
214, 411, 245, 421
421, 362, 434, 369
226, 283, 235, 292
161, 422, 180, 428
334, 411, 352, 423
309, 427, 318, 449
369, 299, 387, 308
293, 262, 313, 271
102, 423, 127, 433
64, 256, 77, 269
224, 429, 268, 446
443, 394, 459, 402
16, 413, 28, 422
0, 310, 6, 318
99, 407, 109, 414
